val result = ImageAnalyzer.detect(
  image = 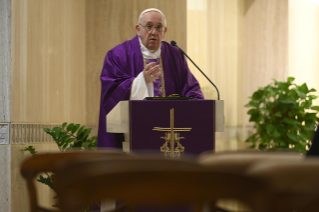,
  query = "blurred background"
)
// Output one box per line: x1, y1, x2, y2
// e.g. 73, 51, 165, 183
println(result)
1, 0, 319, 211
